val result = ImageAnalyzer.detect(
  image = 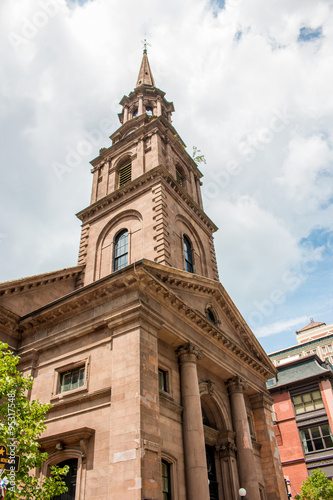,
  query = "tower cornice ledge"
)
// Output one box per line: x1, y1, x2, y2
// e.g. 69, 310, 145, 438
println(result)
76, 164, 217, 232
91, 115, 189, 170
